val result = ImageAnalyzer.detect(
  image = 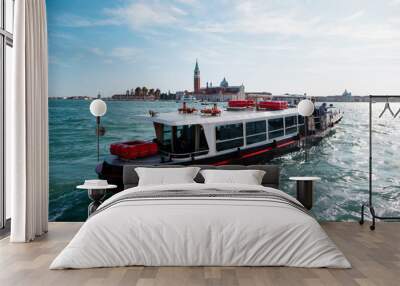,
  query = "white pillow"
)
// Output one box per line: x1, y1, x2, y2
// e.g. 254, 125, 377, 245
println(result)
200, 169, 266, 185
135, 167, 201, 186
